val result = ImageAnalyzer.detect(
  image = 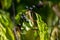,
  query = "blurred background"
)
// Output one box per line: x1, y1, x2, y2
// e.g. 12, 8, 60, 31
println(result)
0, 0, 60, 40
